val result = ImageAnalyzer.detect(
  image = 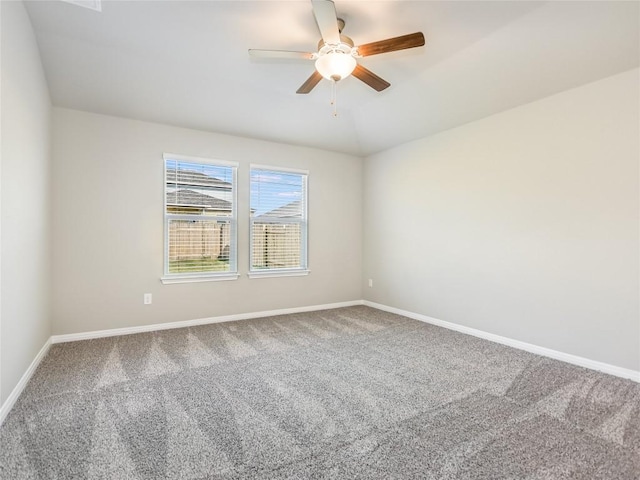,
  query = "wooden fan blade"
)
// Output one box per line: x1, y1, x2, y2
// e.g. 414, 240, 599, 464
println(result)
311, 0, 341, 45
352, 64, 390, 92
249, 49, 315, 60
296, 70, 323, 94
356, 32, 425, 57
